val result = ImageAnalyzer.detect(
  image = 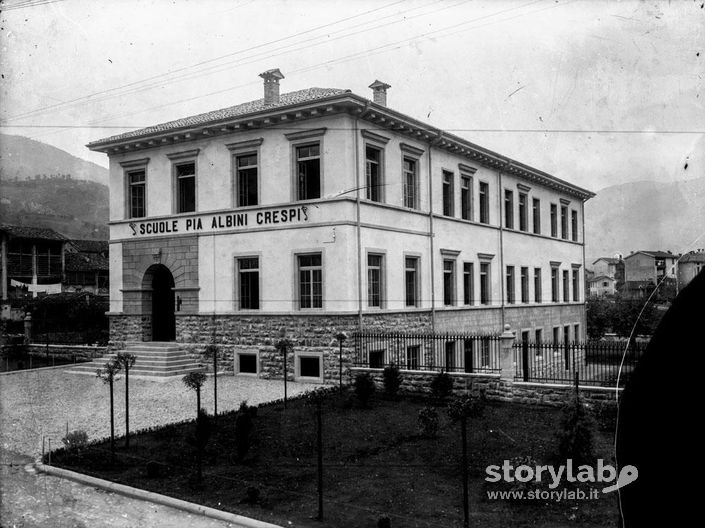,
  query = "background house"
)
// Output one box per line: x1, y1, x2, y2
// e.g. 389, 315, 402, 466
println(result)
678, 249, 705, 288
623, 250, 678, 299
63, 239, 109, 296
588, 275, 617, 296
